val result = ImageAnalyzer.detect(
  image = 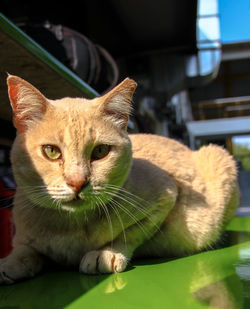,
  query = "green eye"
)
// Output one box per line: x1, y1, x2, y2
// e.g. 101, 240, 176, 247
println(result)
91, 144, 111, 161
42, 145, 62, 160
